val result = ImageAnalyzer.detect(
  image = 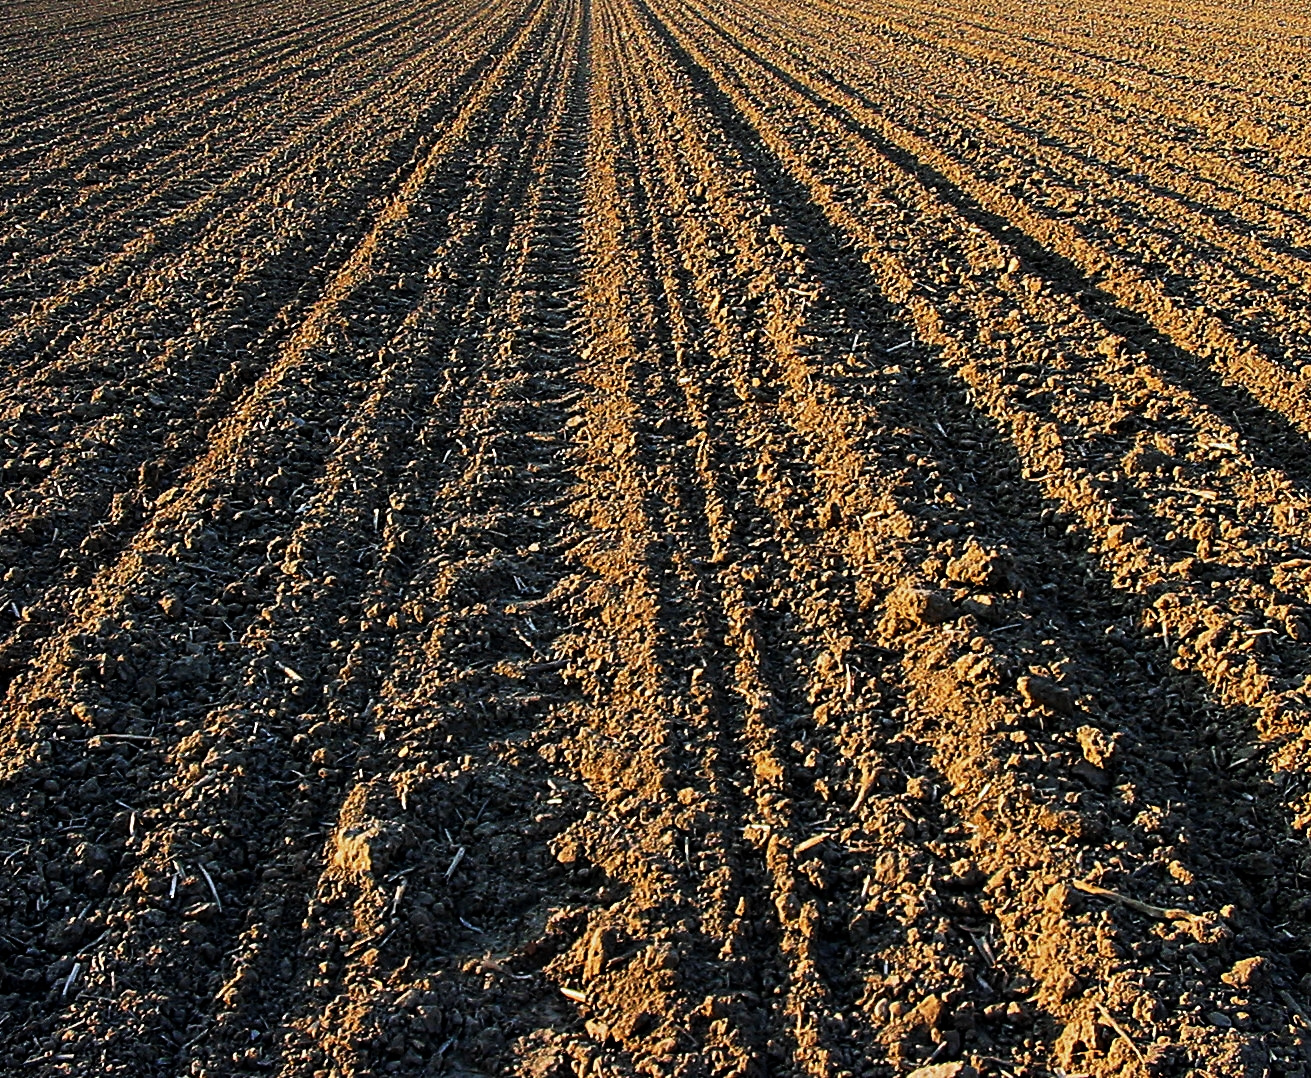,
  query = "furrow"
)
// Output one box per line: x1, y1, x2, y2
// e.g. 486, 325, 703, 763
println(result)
0, 5, 571, 1071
